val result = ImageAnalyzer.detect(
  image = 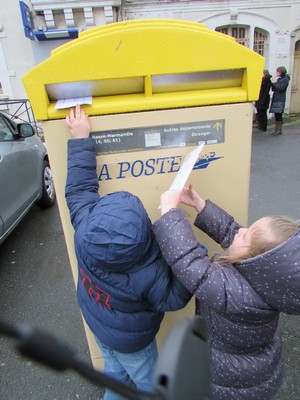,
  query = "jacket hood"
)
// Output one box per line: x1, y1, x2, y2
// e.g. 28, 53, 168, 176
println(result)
235, 229, 300, 314
81, 191, 155, 272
